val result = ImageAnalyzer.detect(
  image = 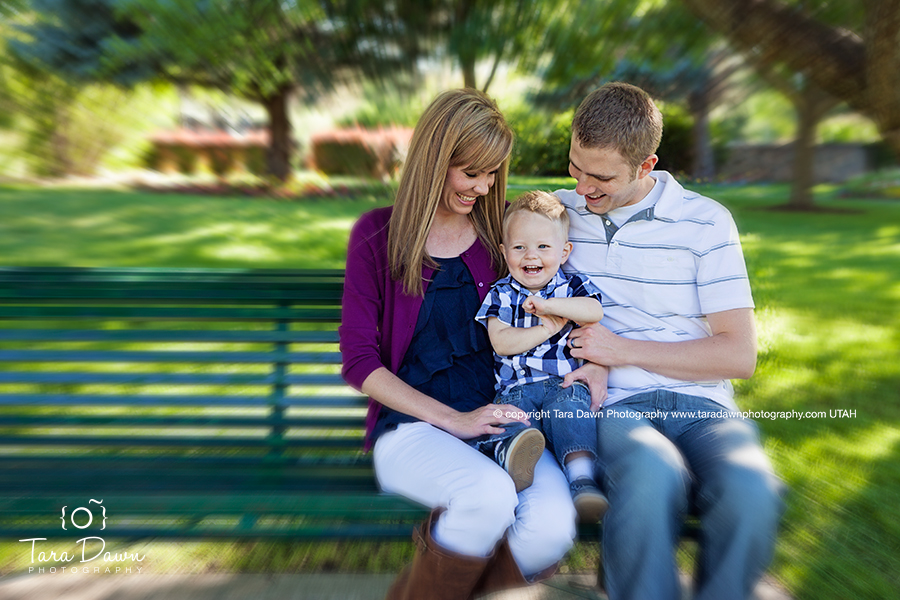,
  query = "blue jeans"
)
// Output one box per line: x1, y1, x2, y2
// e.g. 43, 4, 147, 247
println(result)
597, 390, 785, 600
468, 376, 598, 466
